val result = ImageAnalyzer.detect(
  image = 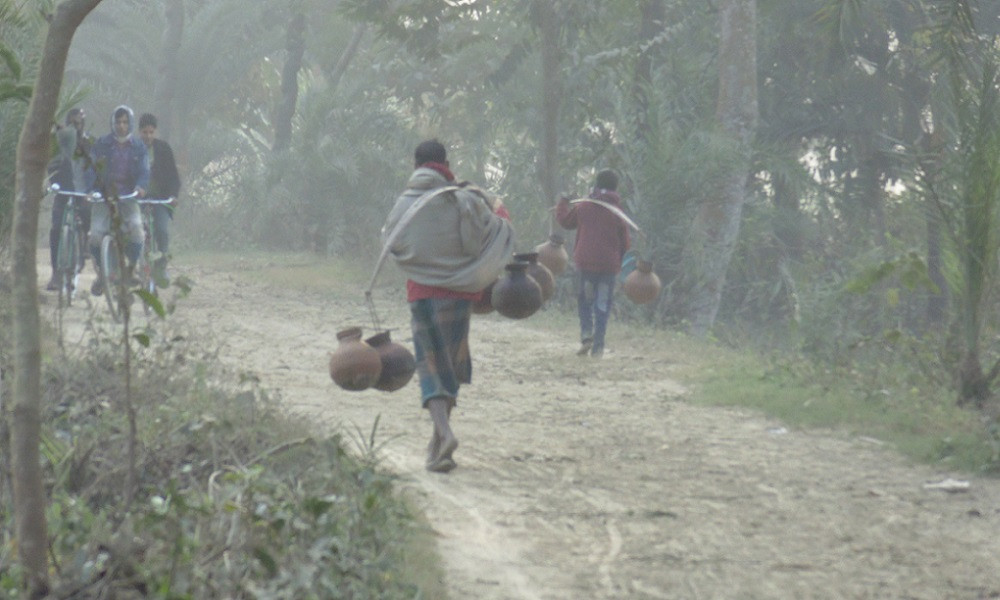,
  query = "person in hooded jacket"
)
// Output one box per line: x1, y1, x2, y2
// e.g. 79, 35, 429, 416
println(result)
555, 169, 631, 358
381, 139, 515, 473
87, 105, 150, 296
